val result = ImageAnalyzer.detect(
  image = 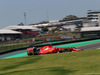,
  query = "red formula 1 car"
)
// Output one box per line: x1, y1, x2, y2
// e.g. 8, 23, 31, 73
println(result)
27, 45, 82, 56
